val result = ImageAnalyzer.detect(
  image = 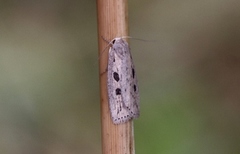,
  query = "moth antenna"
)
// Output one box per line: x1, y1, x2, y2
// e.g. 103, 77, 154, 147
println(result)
98, 36, 114, 60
